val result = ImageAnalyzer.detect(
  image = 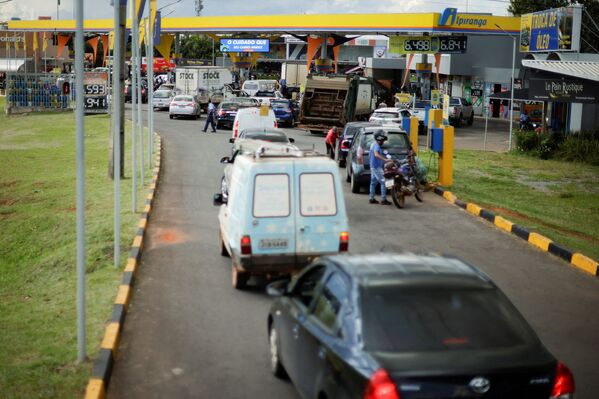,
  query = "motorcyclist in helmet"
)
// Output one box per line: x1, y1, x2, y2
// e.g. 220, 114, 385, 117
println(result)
369, 131, 392, 205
